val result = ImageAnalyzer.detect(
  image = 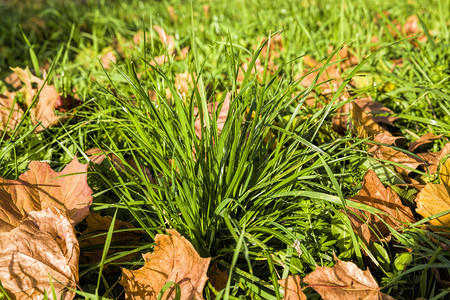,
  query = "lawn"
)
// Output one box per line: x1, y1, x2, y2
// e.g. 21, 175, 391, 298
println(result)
0, 0, 449, 299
